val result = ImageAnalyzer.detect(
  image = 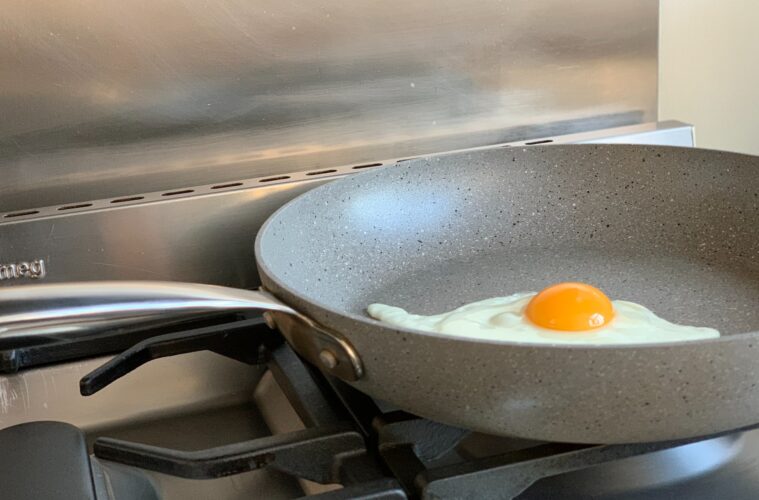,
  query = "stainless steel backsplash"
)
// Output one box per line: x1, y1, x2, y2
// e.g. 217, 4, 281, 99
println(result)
0, 0, 658, 212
